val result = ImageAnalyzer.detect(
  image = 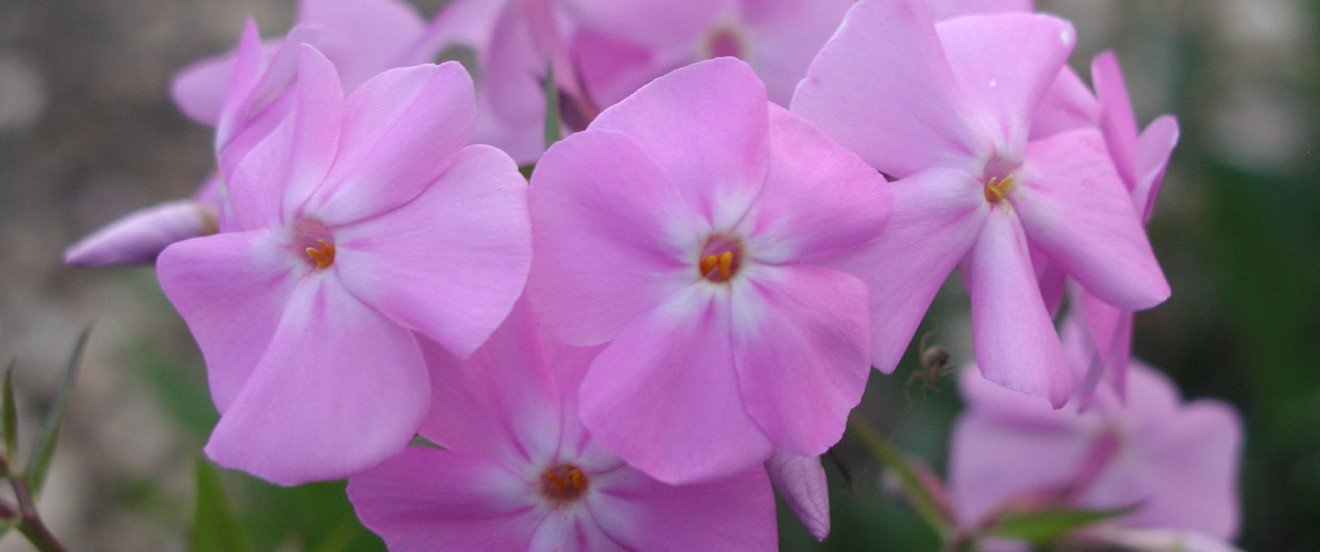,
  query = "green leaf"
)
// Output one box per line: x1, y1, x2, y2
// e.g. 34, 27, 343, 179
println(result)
23, 326, 90, 499
191, 457, 253, 552
543, 63, 563, 149
3, 360, 17, 462
991, 503, 1141, 544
